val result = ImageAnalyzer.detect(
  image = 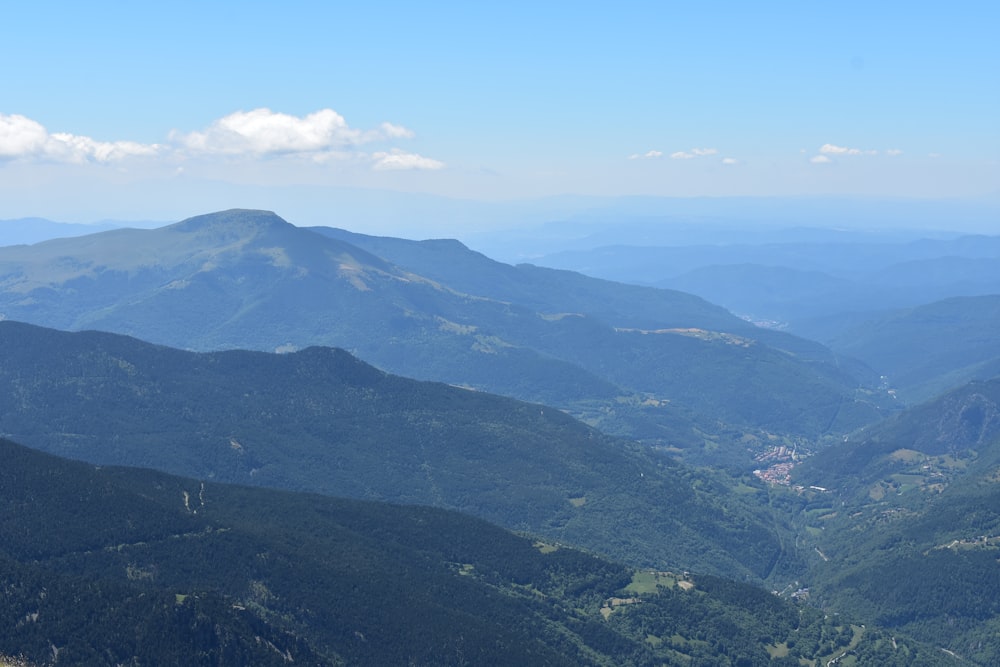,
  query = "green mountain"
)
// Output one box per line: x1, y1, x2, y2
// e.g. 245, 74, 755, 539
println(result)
0, 320, 783, 580
0, 438, 959, 666
784, 377, 1000, 663
0, 209, 888, 466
